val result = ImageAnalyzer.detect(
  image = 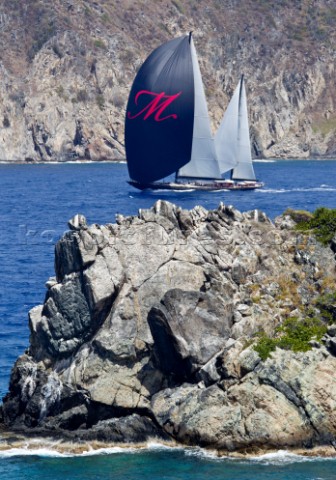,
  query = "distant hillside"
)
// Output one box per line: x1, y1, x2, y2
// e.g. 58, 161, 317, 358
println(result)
0, 0, 335, 162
